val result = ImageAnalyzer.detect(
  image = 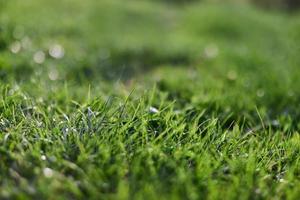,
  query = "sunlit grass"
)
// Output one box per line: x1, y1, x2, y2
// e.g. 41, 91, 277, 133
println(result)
0, 0, 300, 199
